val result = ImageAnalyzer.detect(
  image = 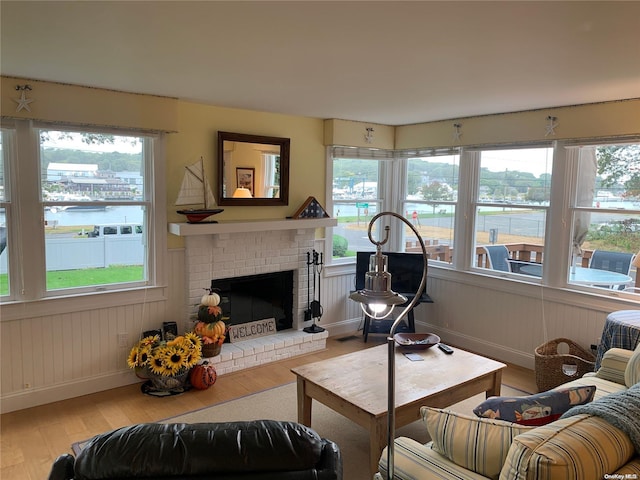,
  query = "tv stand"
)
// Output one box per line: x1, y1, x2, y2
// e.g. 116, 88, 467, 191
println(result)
361, 292, 433, 342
